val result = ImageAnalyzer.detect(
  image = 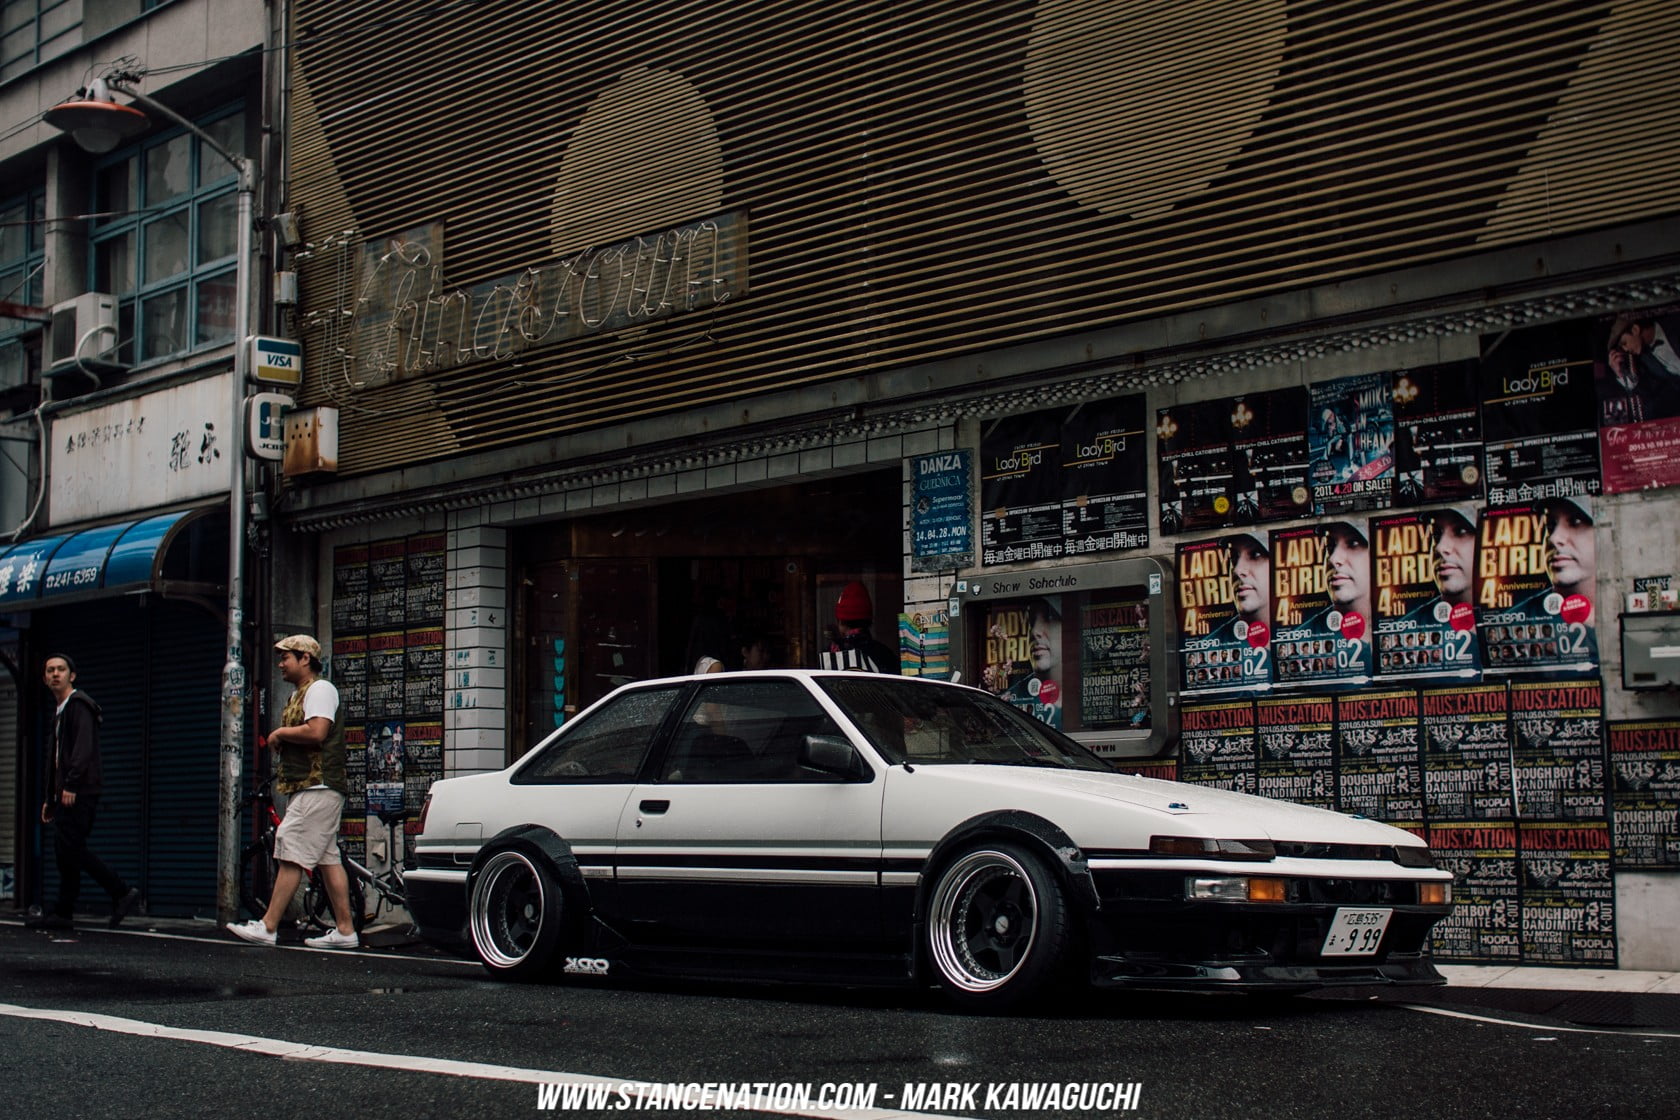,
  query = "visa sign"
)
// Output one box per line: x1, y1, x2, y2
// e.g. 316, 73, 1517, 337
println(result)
249, 336, 303, 386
